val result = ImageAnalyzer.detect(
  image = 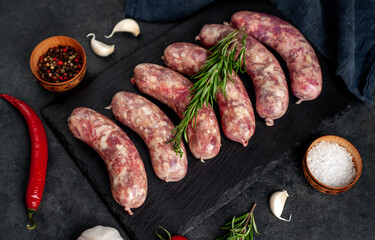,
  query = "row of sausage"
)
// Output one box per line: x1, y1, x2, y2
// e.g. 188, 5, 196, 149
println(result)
67, 11, 322, 215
